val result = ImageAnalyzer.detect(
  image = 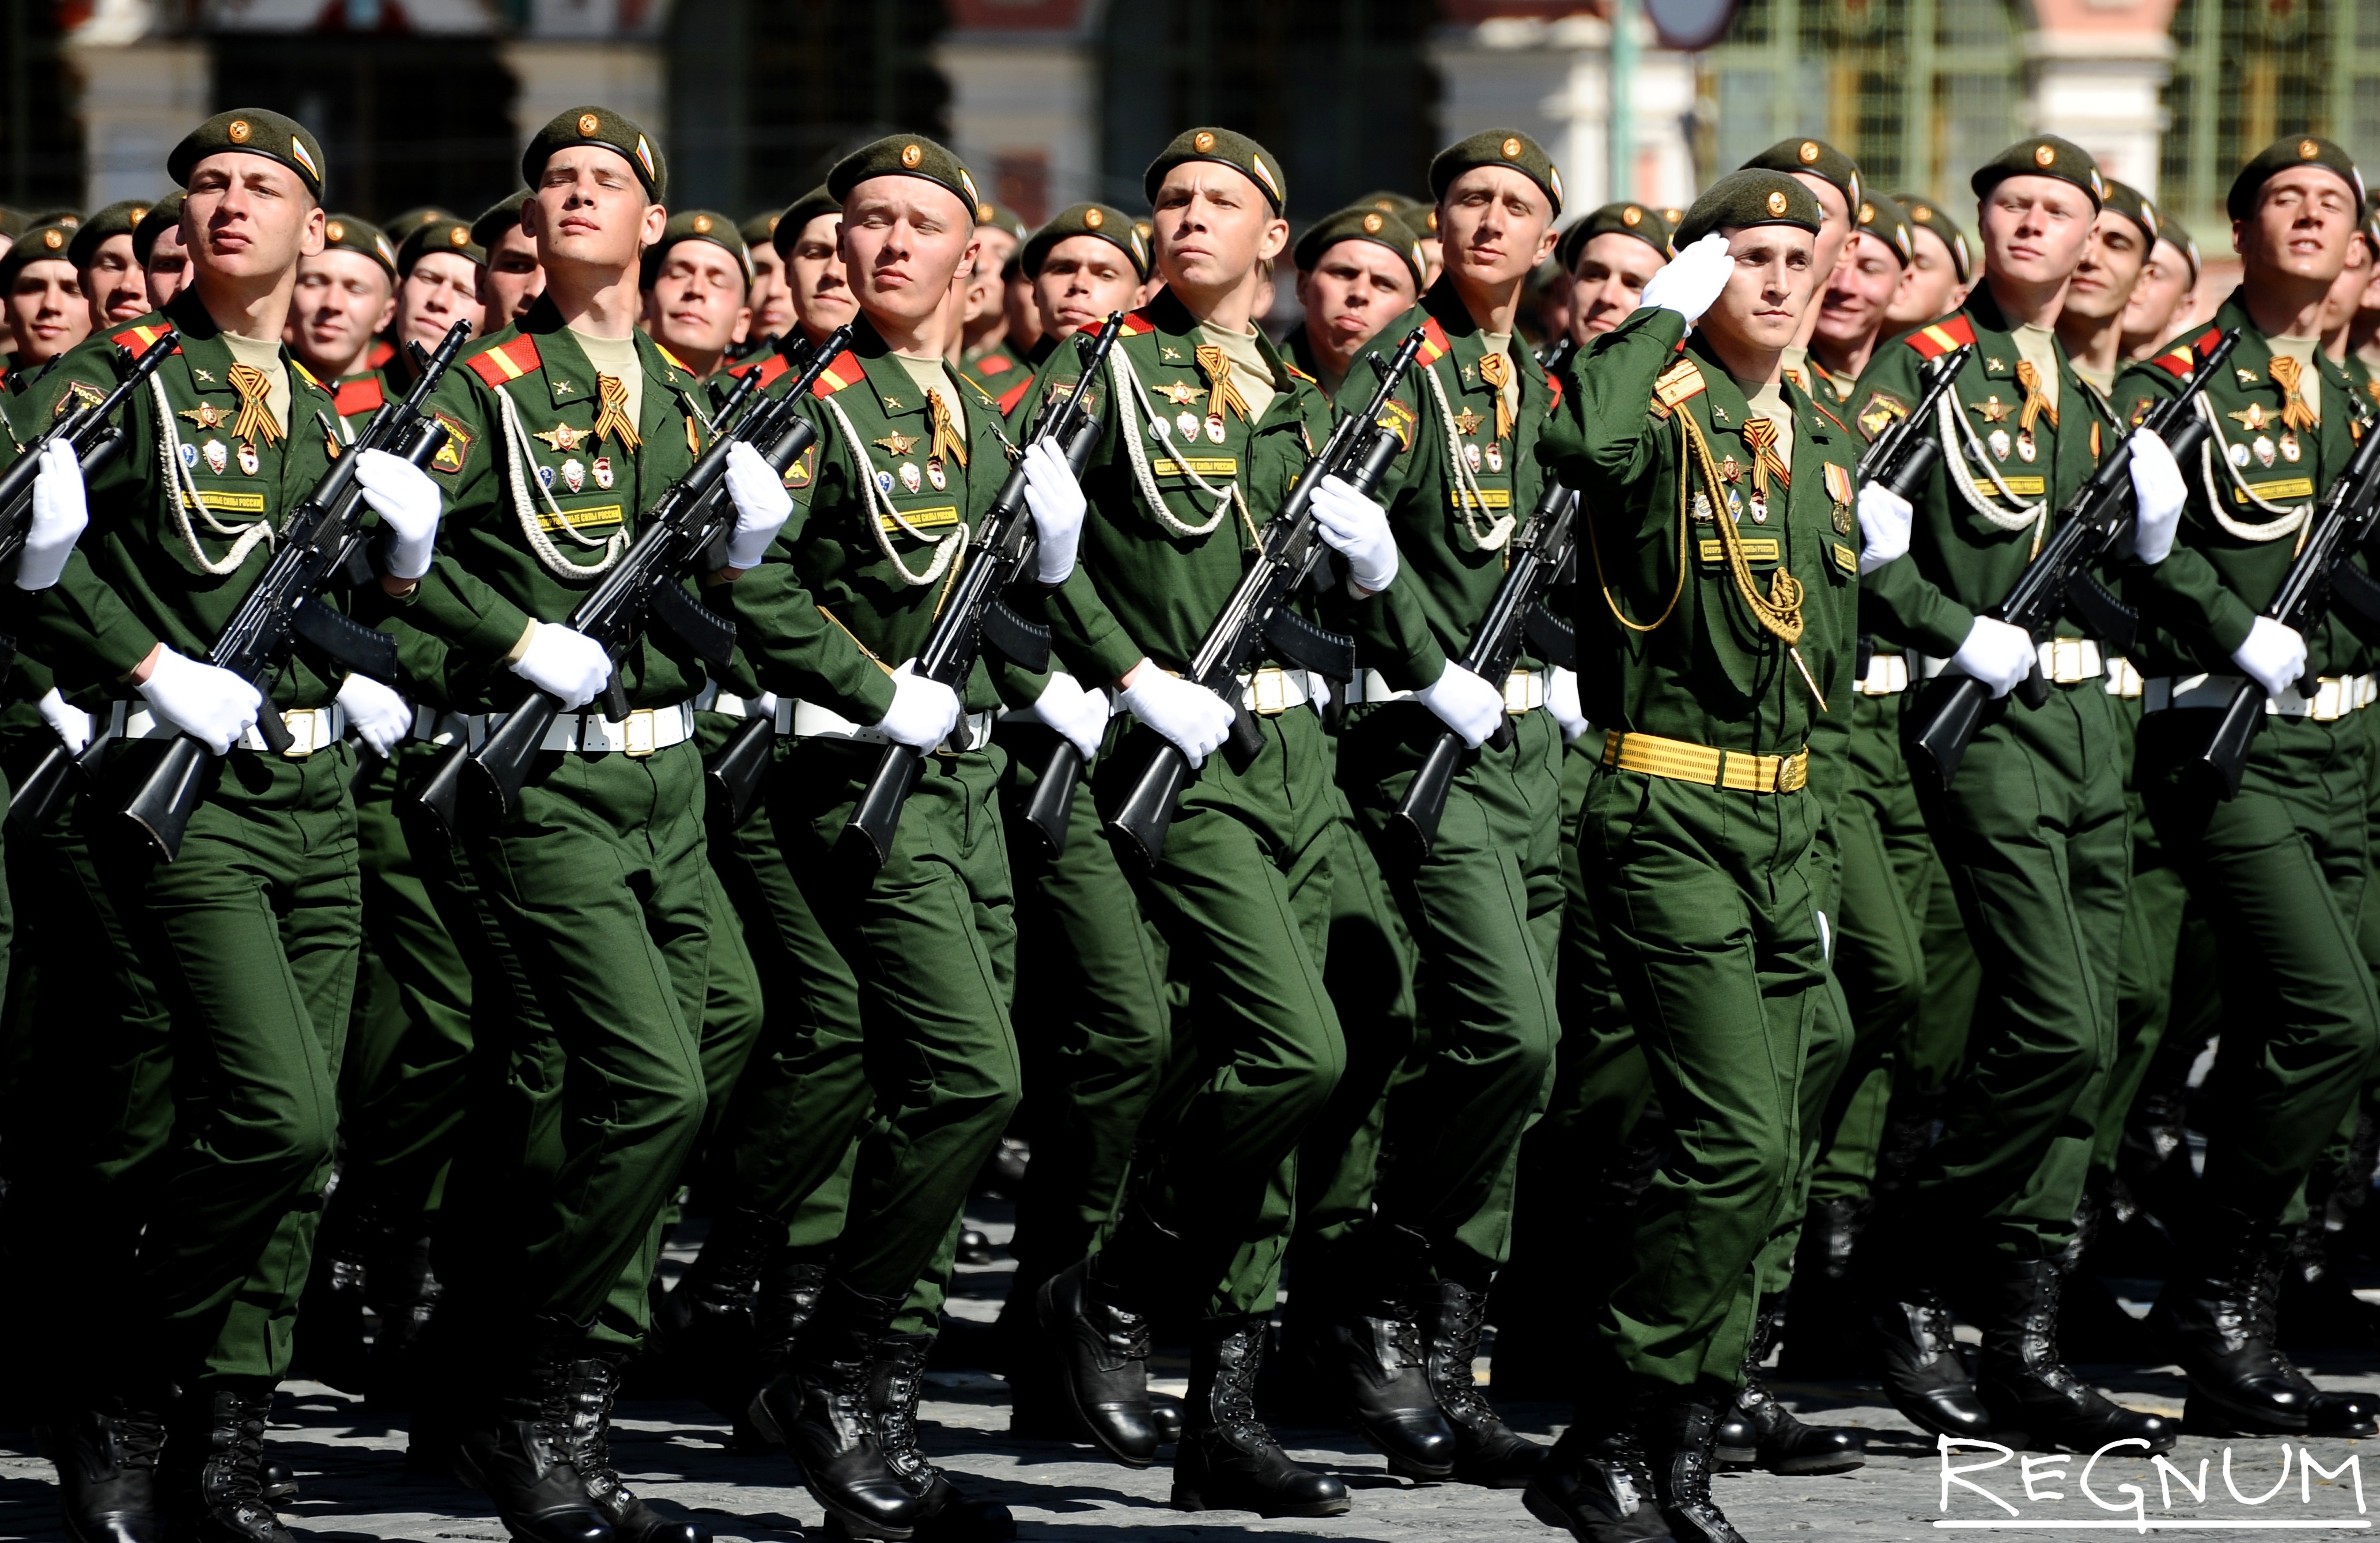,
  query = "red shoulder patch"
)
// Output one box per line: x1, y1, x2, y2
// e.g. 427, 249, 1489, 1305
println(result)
333, 375, 387, 418
1418, 317, 1453, 366
976, 354, 1011, 376
1544, 372, 1563, 411
465, 334, 542, 388
731, 350, 794, 389
366, 339, 395, 369
1903, 314, 1977, 360
109, 323, 179, 355
996, 377, 1033, 417
810, 349, 865, 398
1118, 311, 1158, 338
